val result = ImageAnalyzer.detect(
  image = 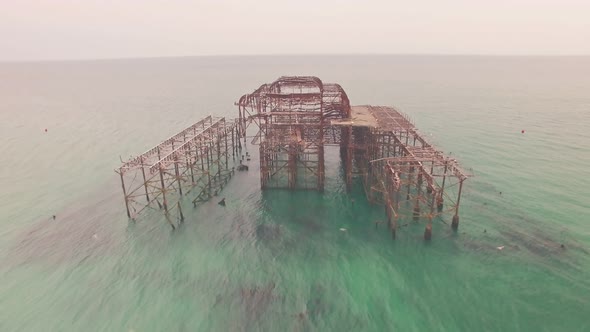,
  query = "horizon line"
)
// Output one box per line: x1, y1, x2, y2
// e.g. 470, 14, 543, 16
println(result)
2, 52, 590, 64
